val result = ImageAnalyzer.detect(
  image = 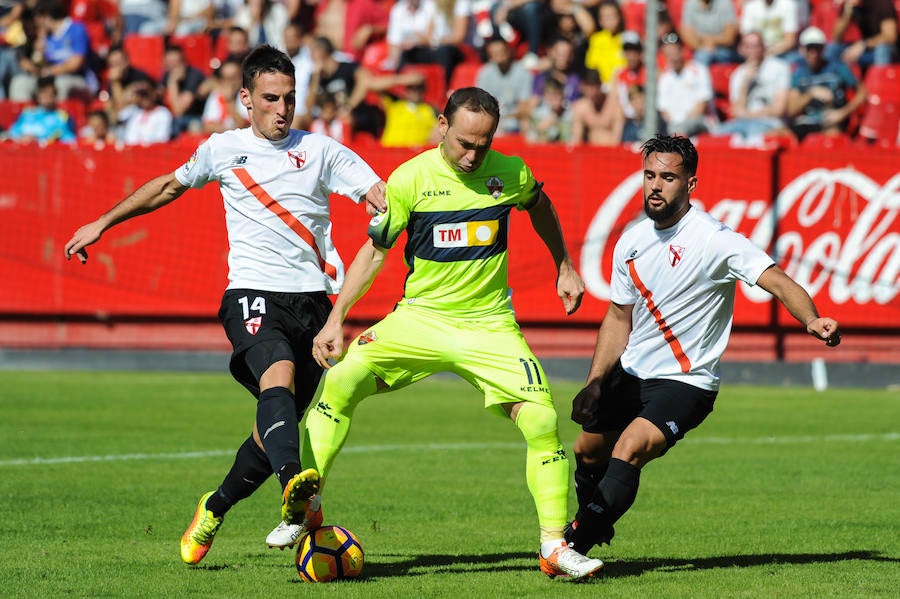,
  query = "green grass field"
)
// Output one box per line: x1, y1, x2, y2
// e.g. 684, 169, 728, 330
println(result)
1, 371, 897, 598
